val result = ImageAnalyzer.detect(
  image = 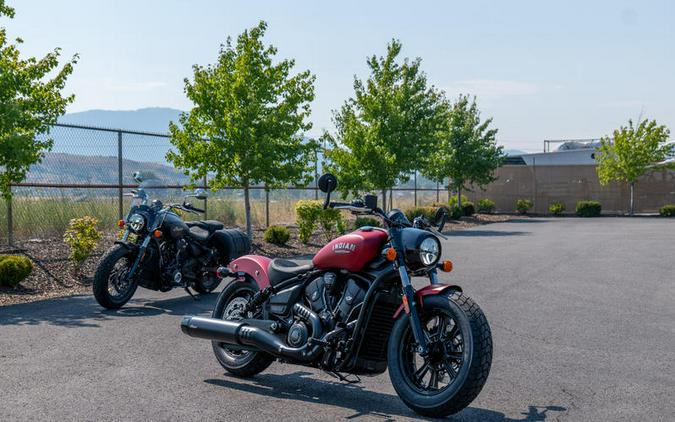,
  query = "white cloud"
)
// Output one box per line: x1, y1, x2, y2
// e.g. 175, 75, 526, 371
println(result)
444, 79, 540, 99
